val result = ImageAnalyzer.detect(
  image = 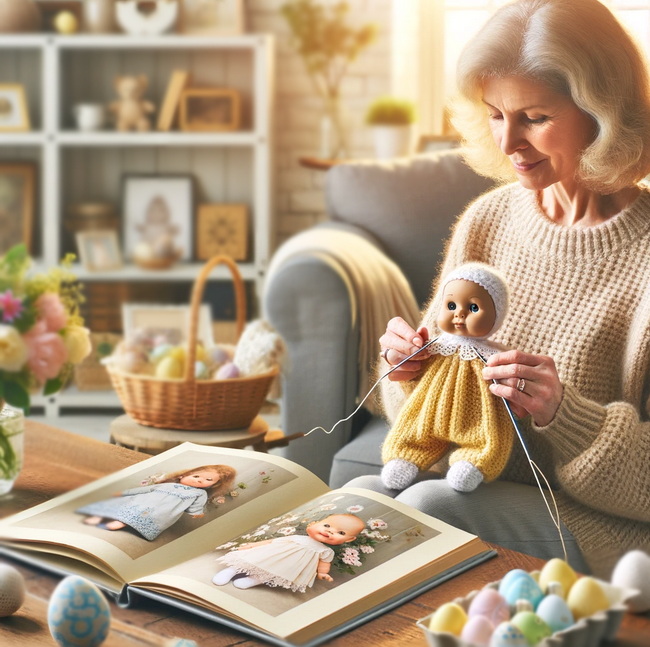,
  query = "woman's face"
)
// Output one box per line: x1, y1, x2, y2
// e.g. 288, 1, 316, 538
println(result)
482, 75, 597, 191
